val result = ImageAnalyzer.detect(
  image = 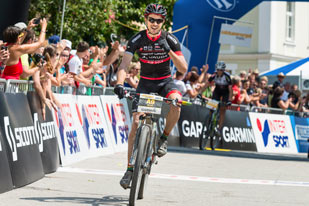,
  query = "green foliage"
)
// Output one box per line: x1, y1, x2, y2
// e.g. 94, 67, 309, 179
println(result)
29, 0, 176, 48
